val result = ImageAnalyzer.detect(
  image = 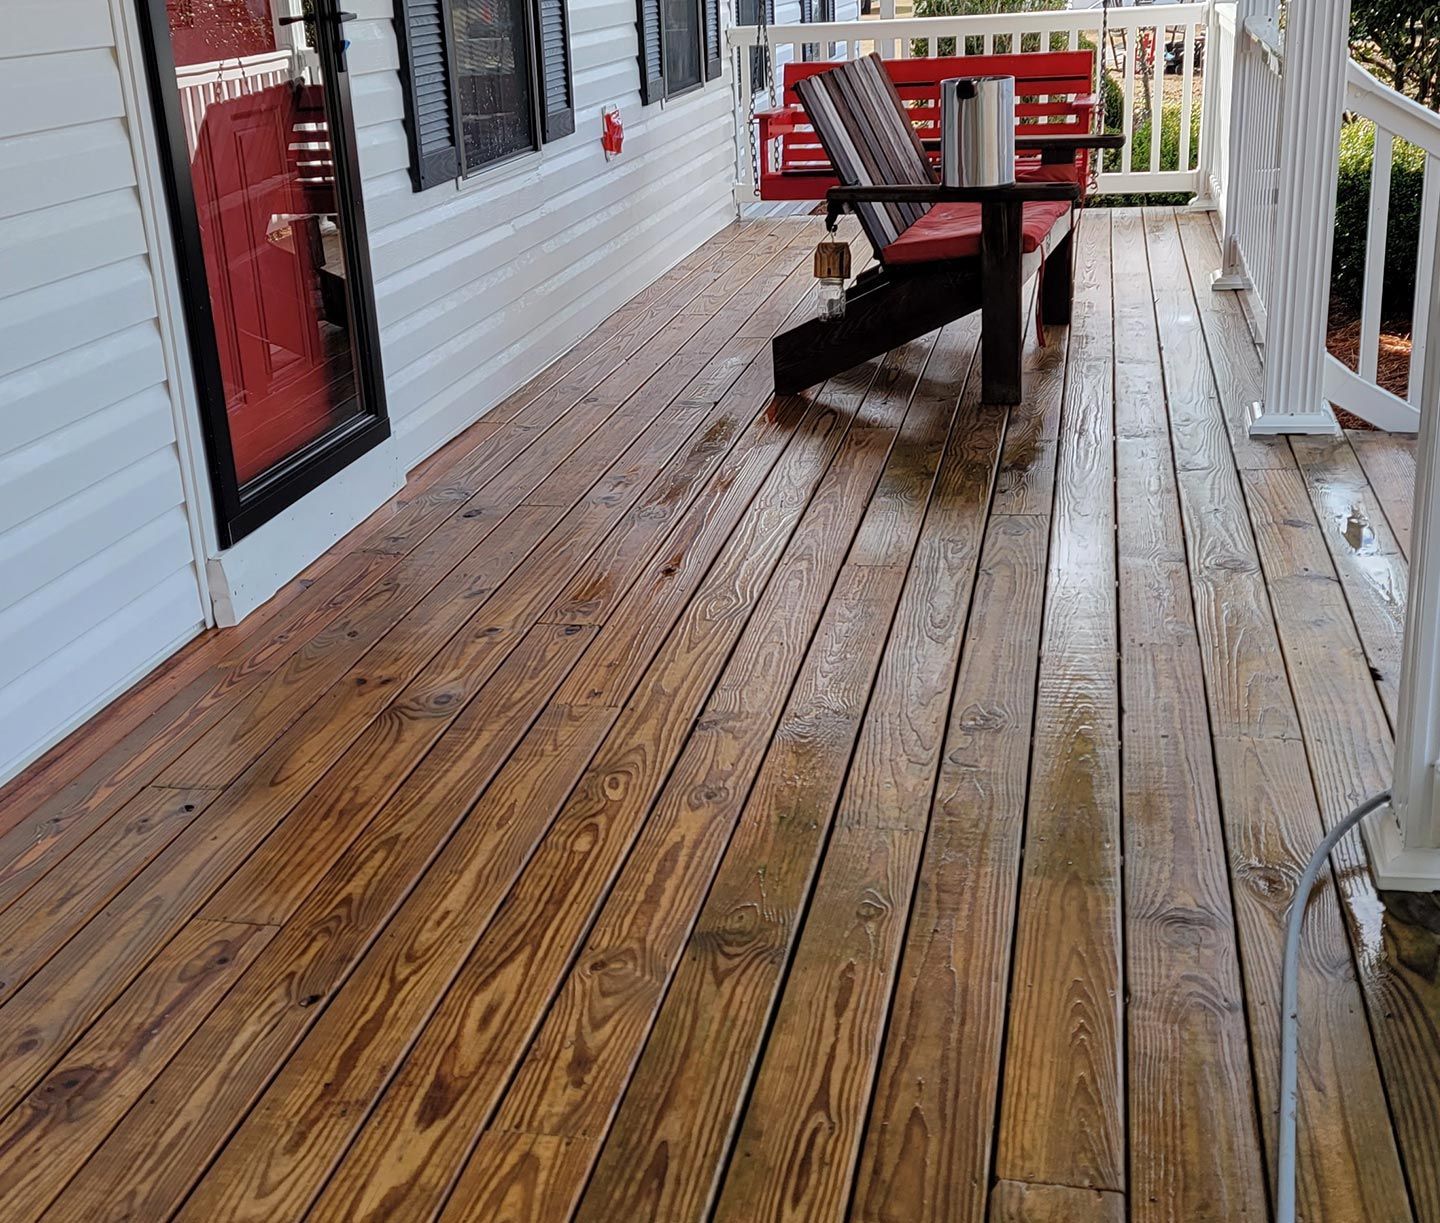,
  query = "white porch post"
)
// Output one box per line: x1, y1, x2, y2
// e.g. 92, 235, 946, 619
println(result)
1367, 222, 1440, 890
1244, 0, 1346, 434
